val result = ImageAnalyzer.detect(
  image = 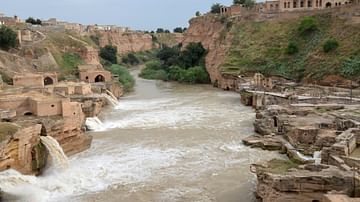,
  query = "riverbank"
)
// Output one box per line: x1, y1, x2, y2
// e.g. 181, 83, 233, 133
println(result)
0, 73, 284, 202
238, 74, 360, 201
